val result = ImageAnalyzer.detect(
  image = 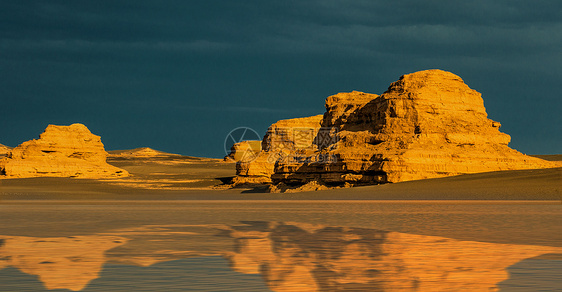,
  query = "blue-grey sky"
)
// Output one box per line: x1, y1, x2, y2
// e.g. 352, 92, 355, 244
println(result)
1, 1, 560, 157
